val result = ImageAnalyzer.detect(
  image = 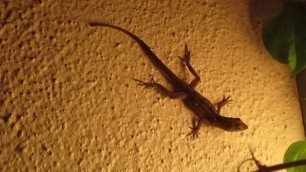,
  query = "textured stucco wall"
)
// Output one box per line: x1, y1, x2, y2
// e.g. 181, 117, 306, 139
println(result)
0, 0, 304, 171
